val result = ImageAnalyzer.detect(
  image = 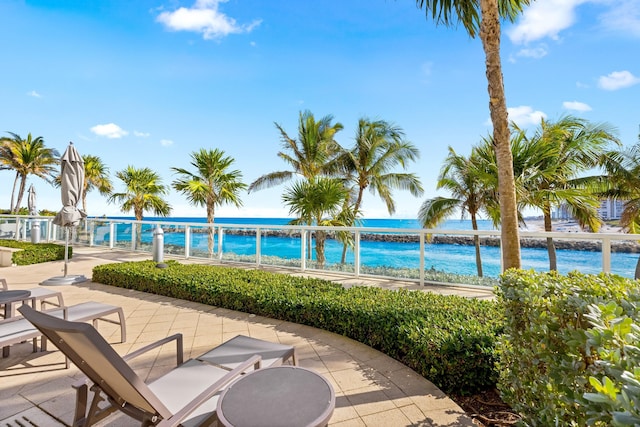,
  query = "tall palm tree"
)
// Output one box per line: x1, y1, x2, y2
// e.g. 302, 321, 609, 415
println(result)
172, 148, 247, 255
418, 146, 492, 276
513, 116, 619, 270
82, 154, 113, 213
108, 166, 171, 249
283, 177, 348, 268
337, 118, 424, 262
248, 110, 344, 192
0, 132, 59, 213
414, 0, 532, 270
